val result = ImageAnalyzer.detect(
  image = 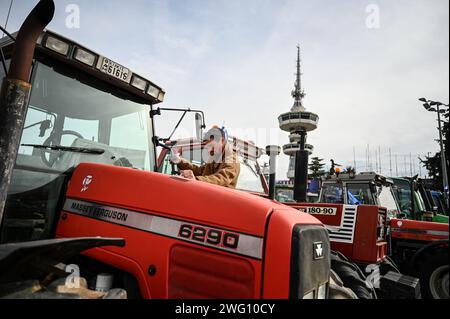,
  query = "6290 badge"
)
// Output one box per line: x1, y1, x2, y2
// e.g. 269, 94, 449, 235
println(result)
178, 224, 239, 249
